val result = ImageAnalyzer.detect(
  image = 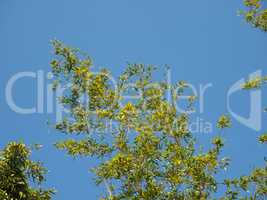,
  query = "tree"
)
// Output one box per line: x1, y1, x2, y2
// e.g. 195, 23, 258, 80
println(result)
242, 0, 267, 31
0, 142, 54, 200
50, 40, 266, 199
